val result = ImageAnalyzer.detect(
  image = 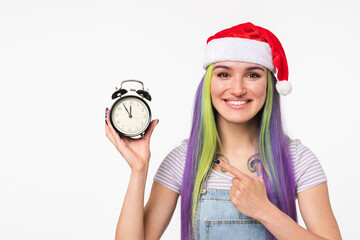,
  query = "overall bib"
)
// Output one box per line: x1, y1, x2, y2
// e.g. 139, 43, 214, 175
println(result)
194, 187, 266, 240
